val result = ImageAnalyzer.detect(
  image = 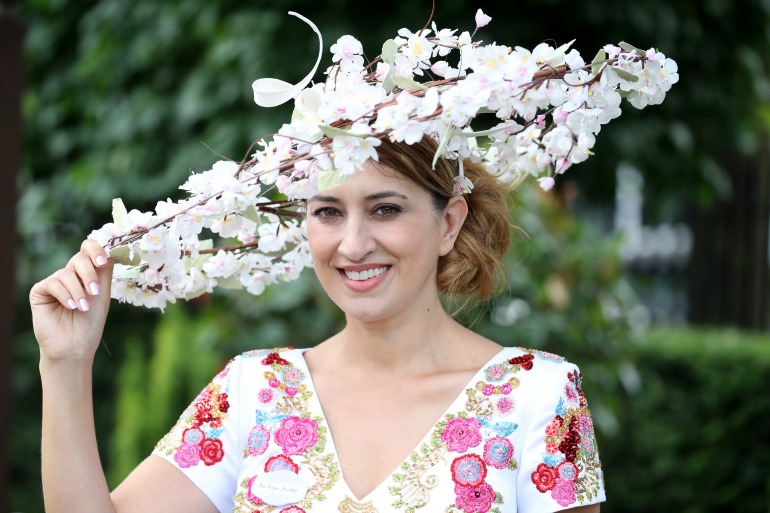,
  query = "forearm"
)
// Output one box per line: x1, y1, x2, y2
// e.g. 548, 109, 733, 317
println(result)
40, 359, 116, 513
